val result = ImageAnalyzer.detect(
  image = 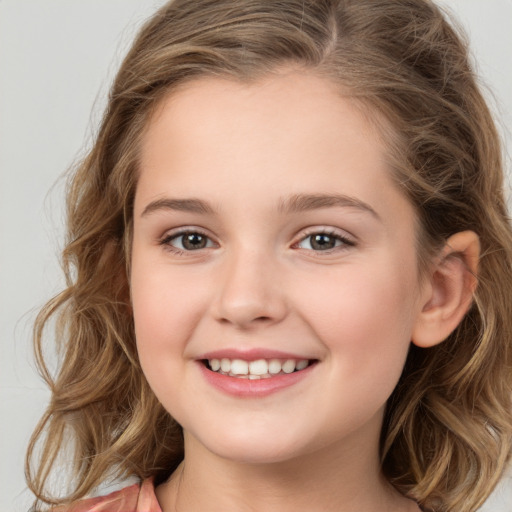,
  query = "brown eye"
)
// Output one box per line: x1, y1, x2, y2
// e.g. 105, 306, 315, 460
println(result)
181, 233, 208, 250
309, 234, 337, 250
163, 231, 215, 251
296, 231, 355, 252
